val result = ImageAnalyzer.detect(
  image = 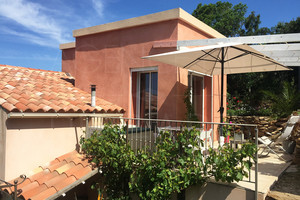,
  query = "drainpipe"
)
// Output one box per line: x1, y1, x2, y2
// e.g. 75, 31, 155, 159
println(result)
91, 85, 96, 107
